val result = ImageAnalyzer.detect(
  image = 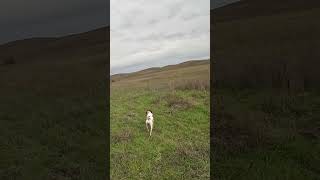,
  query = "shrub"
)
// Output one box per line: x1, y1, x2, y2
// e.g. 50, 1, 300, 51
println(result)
169, 79, 210, 91
165, 94, 193, 110
2, 56, 16, 65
